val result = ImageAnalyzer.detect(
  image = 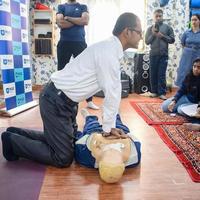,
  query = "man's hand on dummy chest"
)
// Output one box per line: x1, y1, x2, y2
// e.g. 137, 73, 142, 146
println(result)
102, 128, 129, 139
